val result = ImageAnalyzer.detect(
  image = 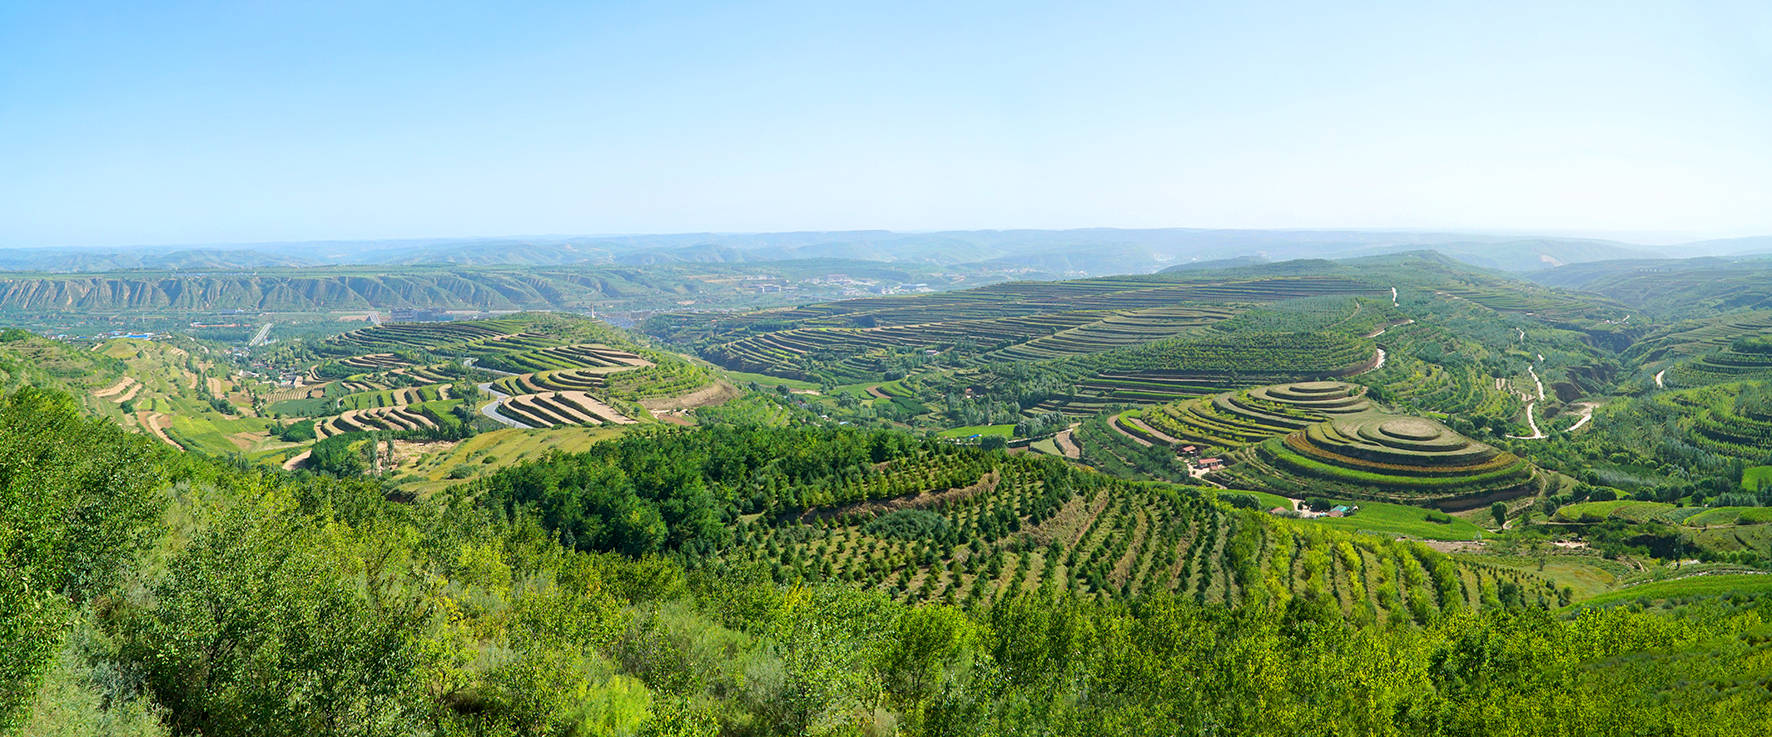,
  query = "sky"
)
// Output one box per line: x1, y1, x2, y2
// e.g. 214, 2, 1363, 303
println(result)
2, 0, 1770, 249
